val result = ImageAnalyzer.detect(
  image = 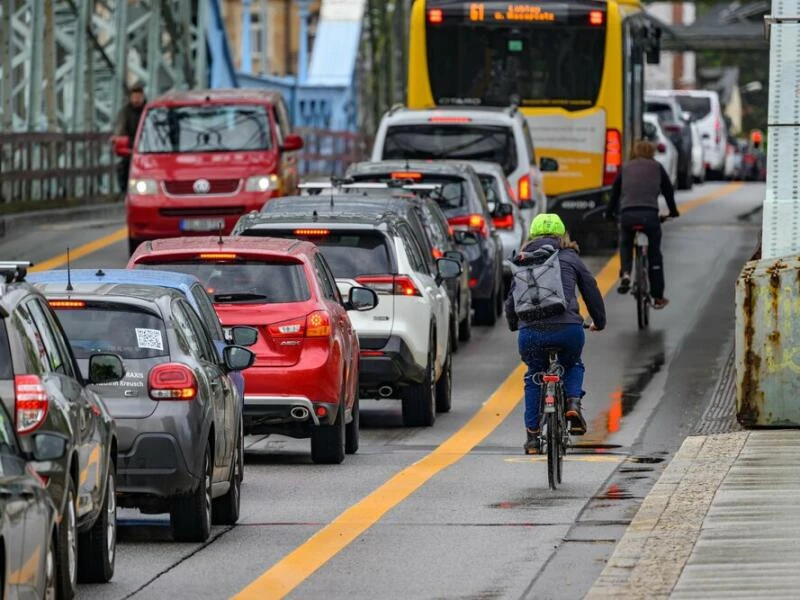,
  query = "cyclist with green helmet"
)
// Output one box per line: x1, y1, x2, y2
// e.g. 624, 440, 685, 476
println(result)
505, 214, 607, 454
